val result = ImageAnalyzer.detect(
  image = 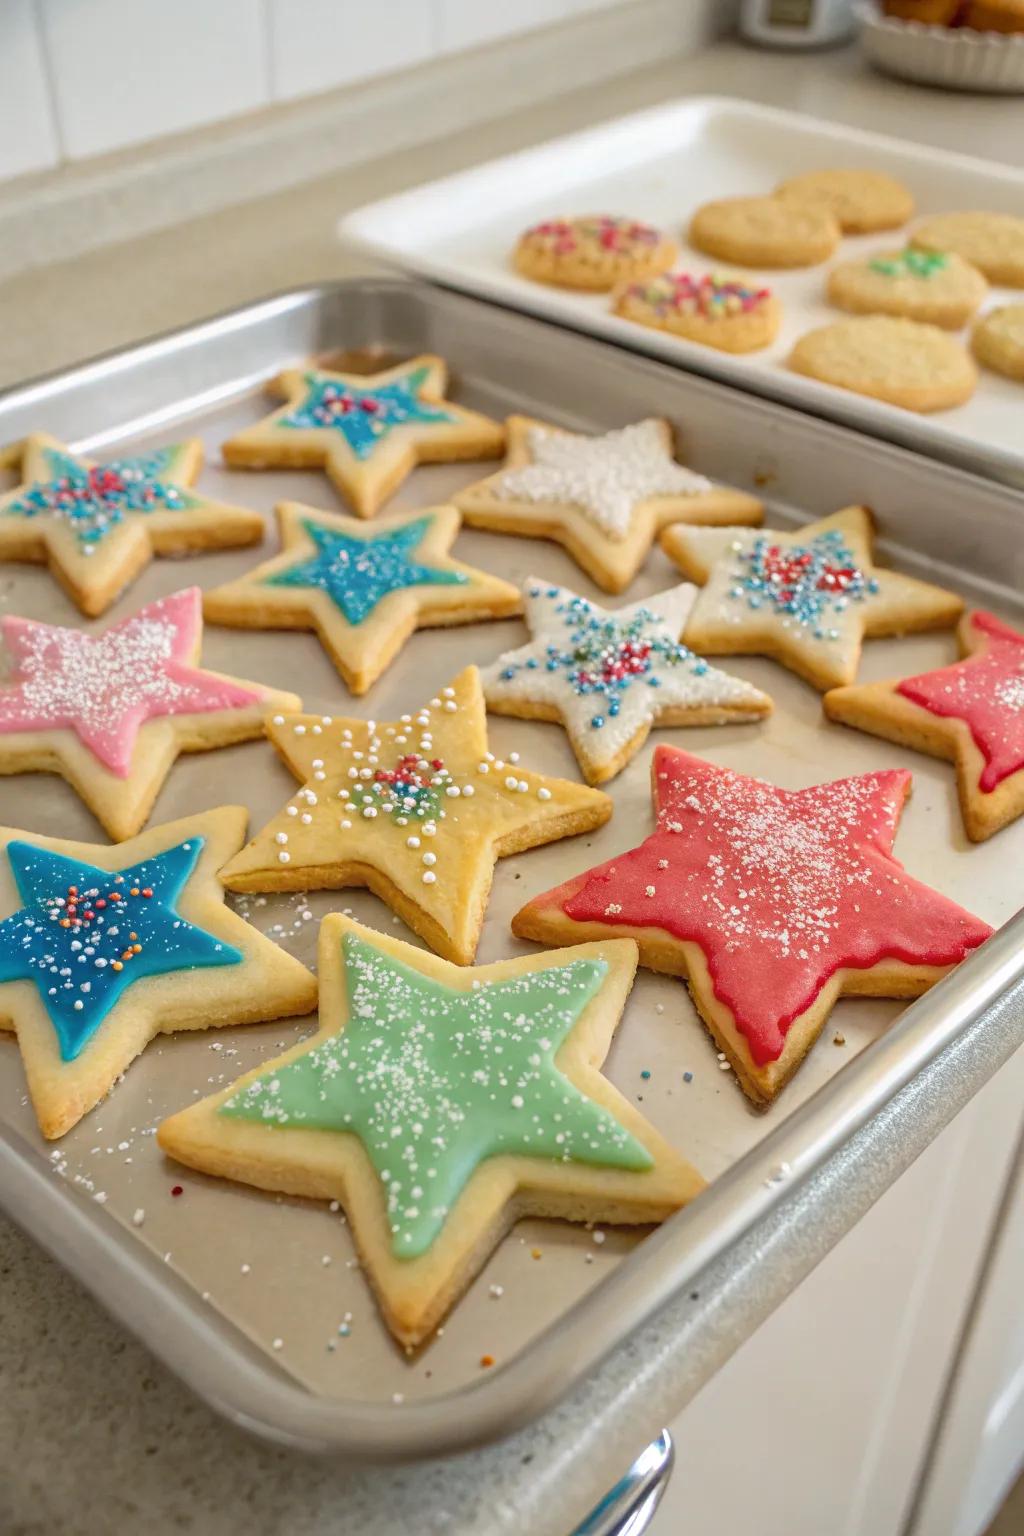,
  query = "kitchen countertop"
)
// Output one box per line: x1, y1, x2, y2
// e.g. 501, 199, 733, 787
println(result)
1, 37, 1022, 1536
